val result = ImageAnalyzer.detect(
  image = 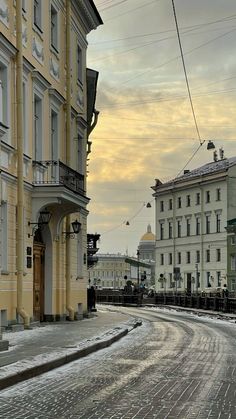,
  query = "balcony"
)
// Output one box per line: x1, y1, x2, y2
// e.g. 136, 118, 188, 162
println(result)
33, 160, 85, 195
